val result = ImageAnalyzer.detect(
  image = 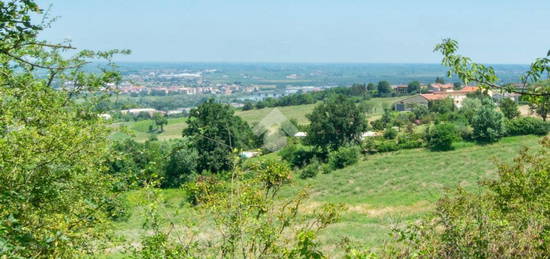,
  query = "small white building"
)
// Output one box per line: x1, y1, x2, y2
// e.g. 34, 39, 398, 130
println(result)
240, 151, 260, 159
294, 132, 307, 137
361, 131, 381, 140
